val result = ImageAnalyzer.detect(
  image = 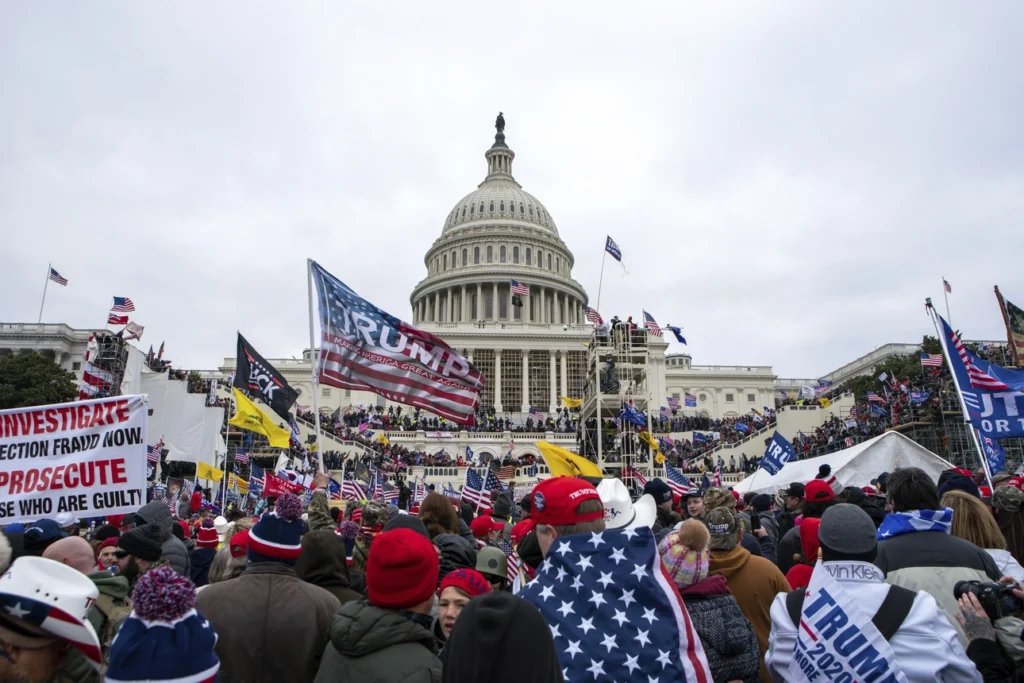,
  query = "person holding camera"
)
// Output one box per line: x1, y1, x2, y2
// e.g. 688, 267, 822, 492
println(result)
956, 579, 1024, 682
